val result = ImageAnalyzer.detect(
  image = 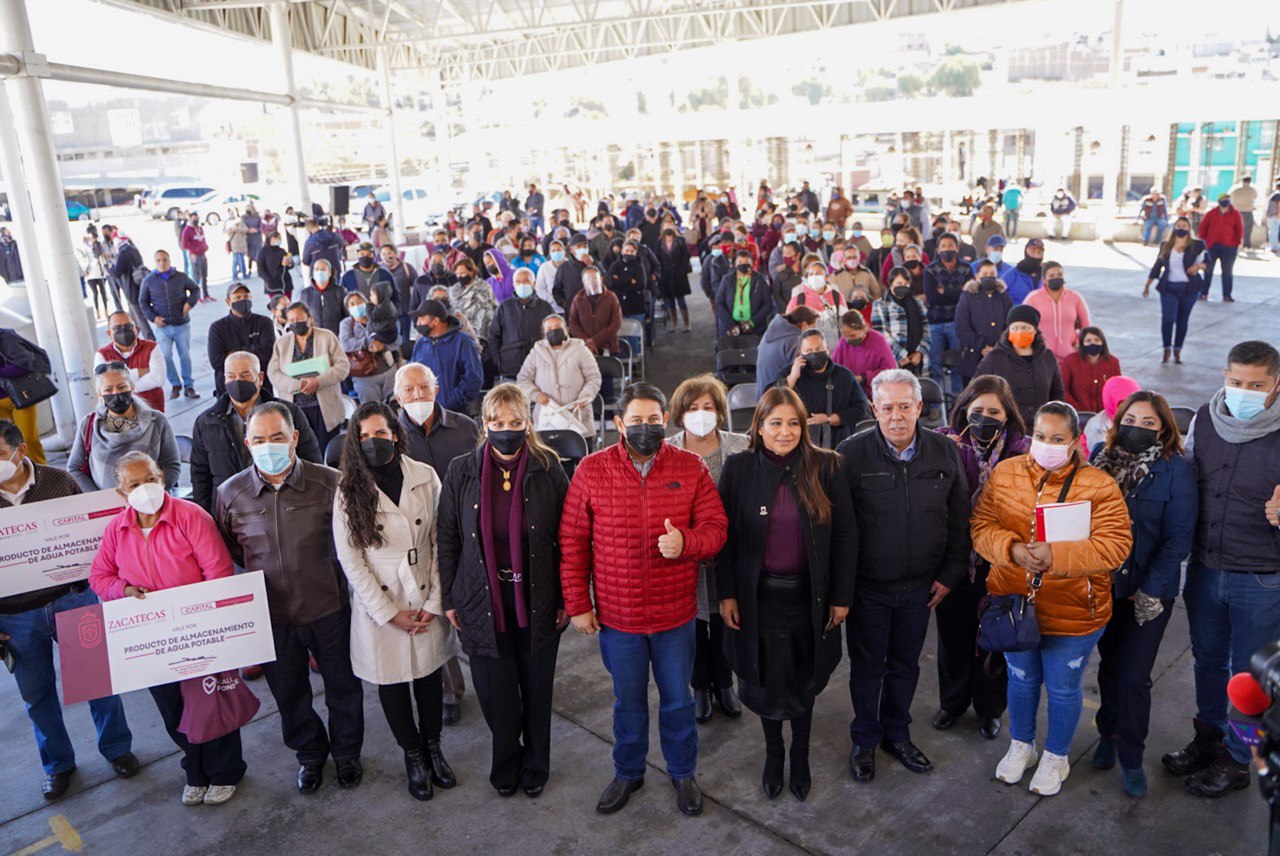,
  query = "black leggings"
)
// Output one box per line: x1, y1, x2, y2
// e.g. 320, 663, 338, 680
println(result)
377, 670, 443, 751
761, 710, 813, 751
